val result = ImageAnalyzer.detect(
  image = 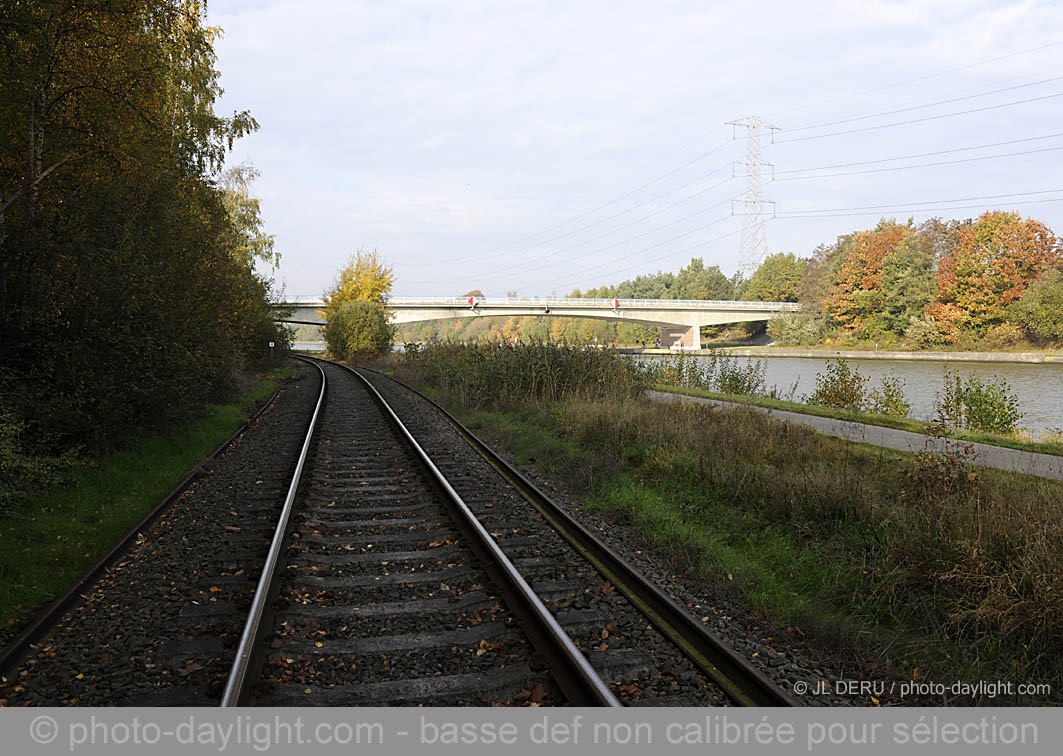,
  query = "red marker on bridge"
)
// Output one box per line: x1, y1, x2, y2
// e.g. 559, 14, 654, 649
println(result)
613, 298, 620, 310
